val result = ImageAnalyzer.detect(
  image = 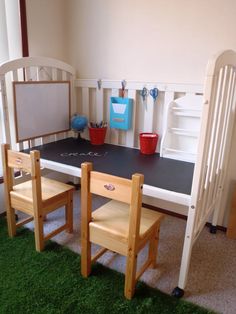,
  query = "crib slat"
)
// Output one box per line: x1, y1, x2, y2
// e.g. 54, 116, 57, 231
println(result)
42, 135, 56, 145
159, 91, 174, 157
110, 89, 119, 144
36, 67, 41, 80
210, 68, 236, 224
195, 71, 223, 227
197, 71, 222, 202
82, 87, 89, 140
62, 71, 68, 81
68, 75, 76, 139
70, 76, 76, 116
18, 141, 24, 150
25, 67, 32, 81
36, 66, 51, 80
217, 69, 235, 171
30, 139, 36, 147
52, 68, 58, 80
212, 69, 234, 198
143, 93, 154, 132
12, 70, 18, 82
195, 66, 230, 230
126, 89, 137, 147
204, 68, 229, 208
96, 87, 104, 123
12, 68, 24, 82
0, 78, 11, 144
212, 72, 236, 225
